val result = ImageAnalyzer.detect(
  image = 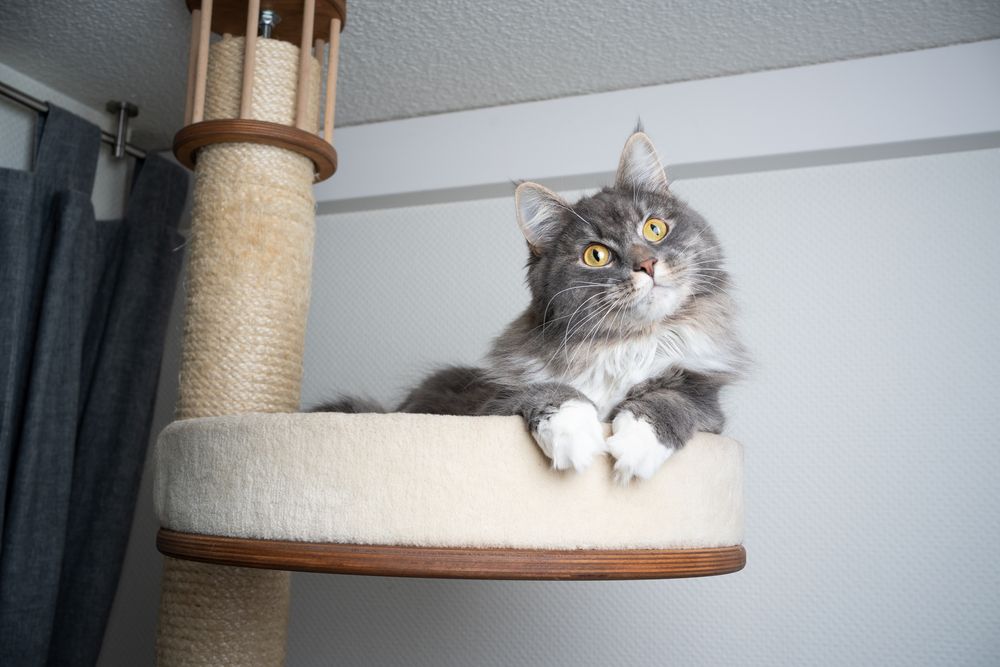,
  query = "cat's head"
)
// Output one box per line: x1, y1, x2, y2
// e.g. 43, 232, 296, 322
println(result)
515, 131, 727, 334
